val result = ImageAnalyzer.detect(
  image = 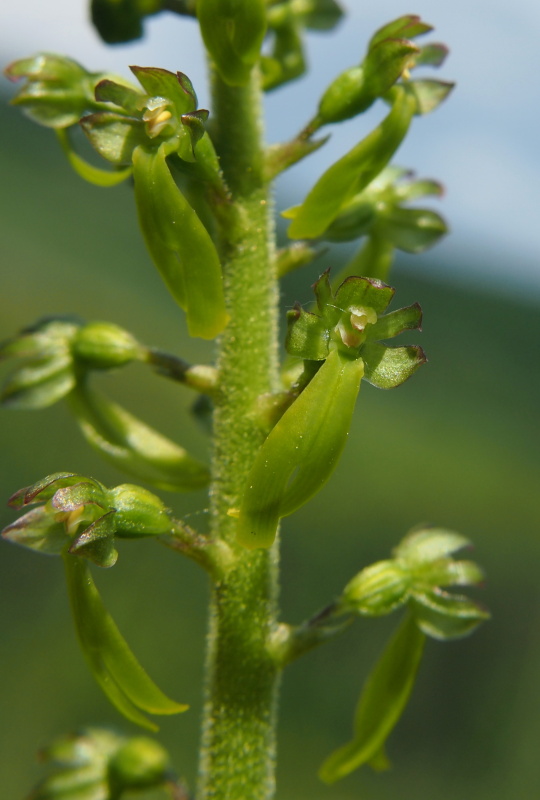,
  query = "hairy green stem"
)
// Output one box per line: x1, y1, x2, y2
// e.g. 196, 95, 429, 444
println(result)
195, 66, 281, 800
